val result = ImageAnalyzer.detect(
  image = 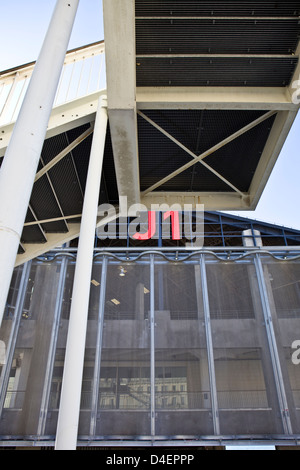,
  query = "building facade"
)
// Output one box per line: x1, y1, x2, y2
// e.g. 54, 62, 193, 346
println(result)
0, 213, 300, 448
0, 0, 300, 450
